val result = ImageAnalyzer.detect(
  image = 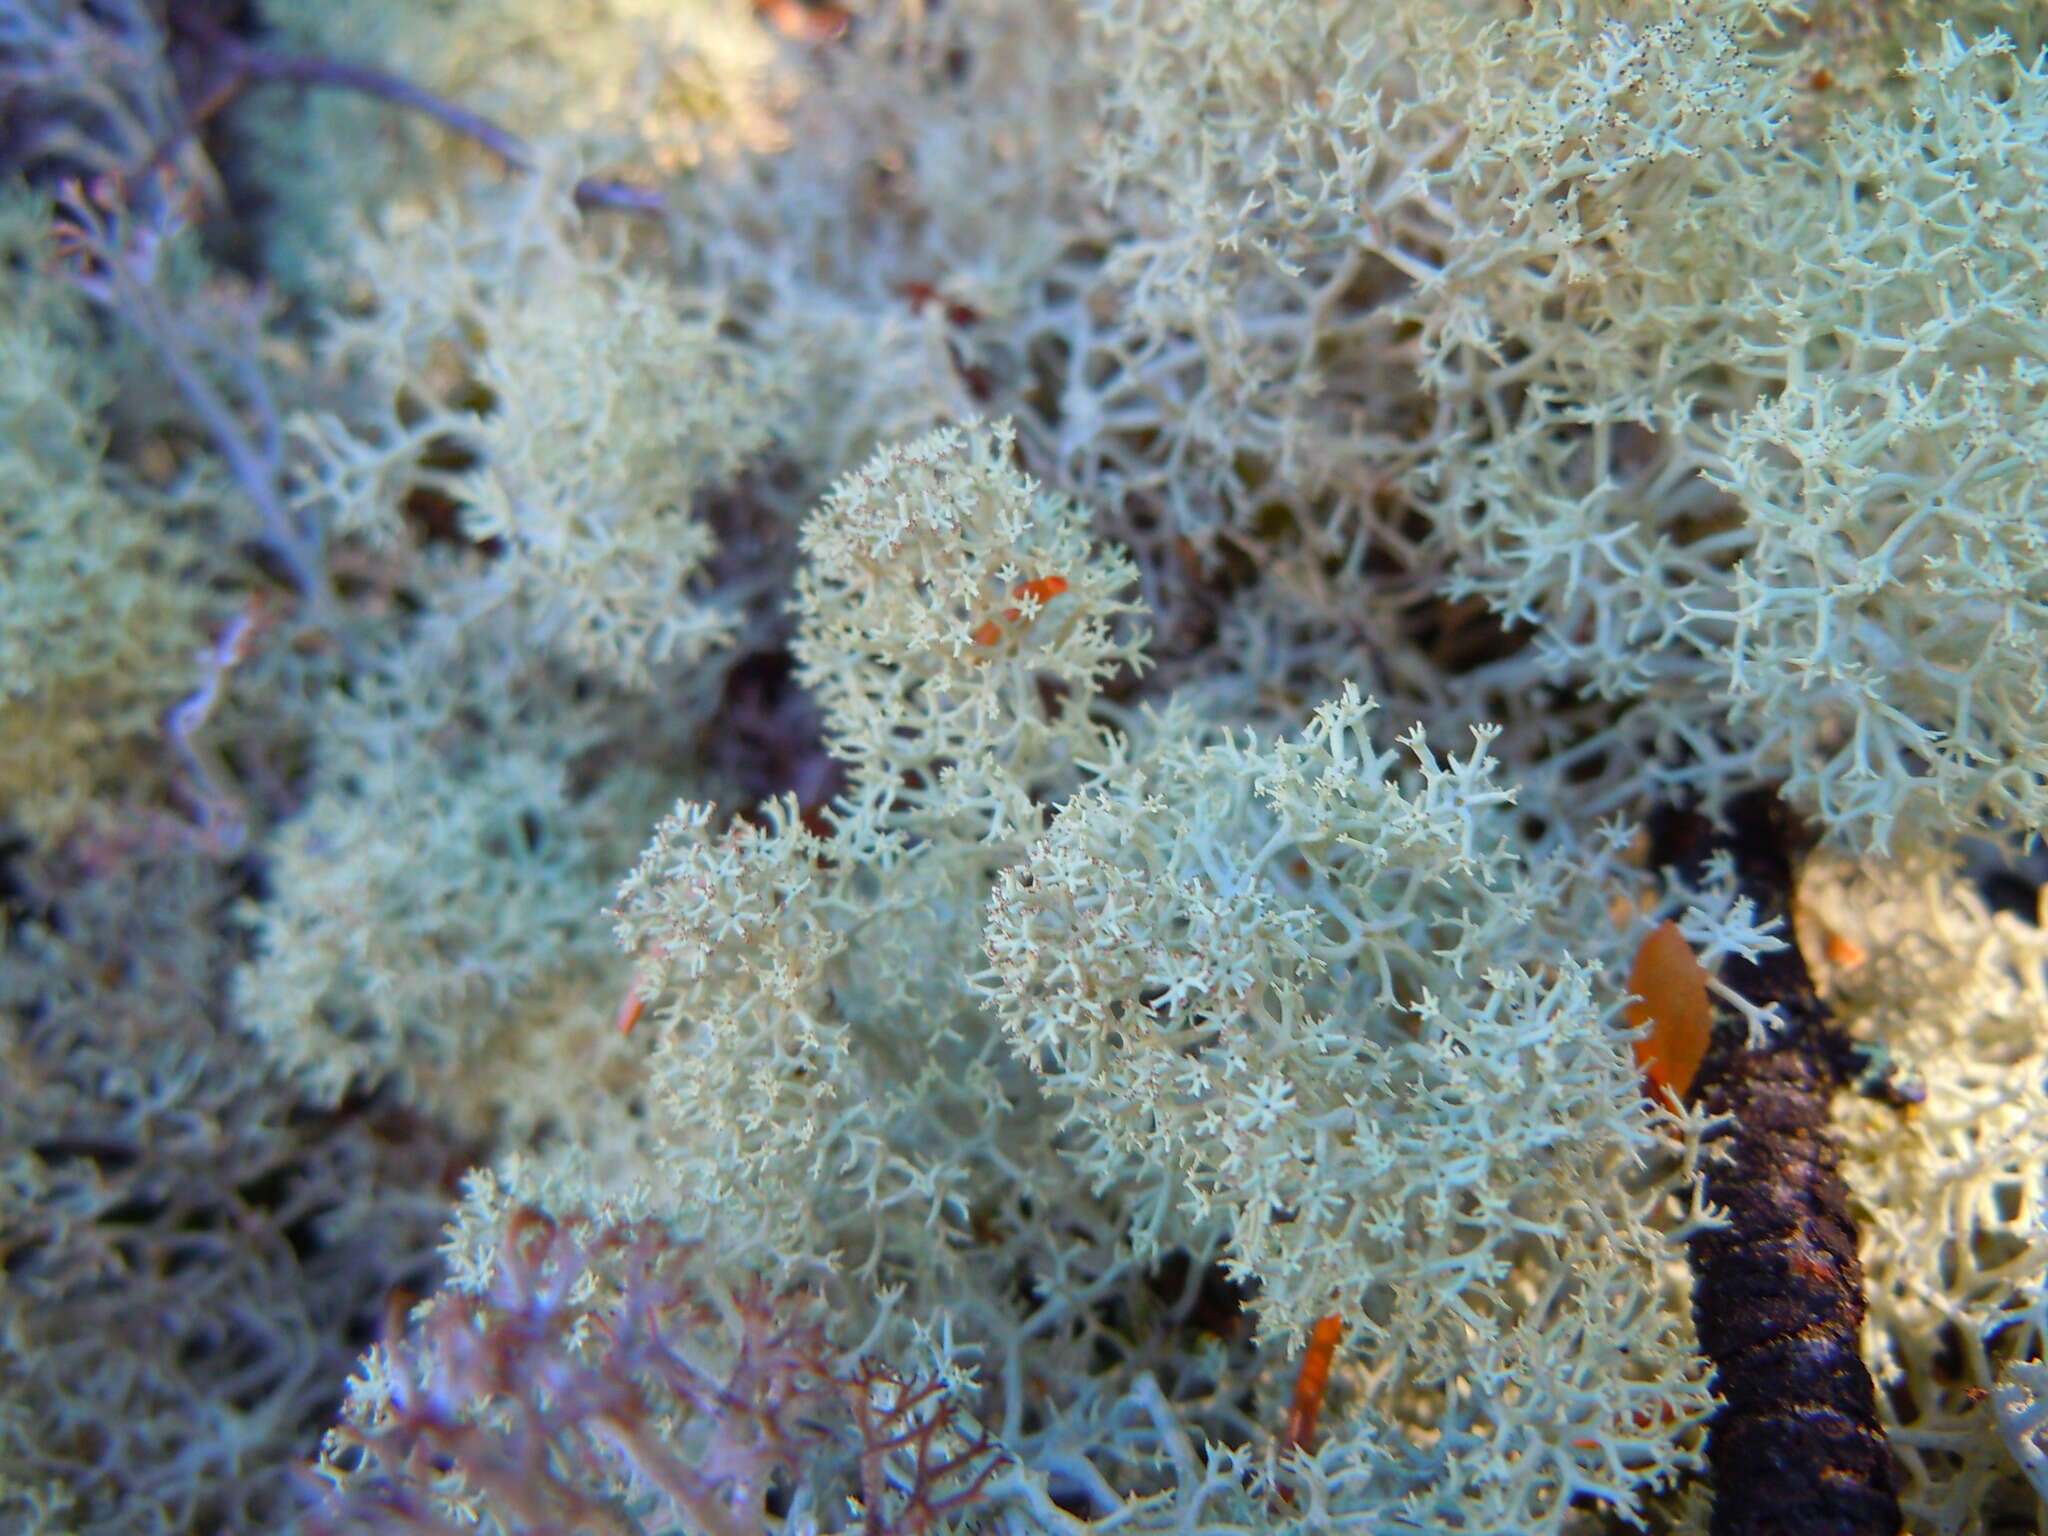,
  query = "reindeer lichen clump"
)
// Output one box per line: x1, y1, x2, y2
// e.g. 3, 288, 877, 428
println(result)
7, 2, 2048, 1533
